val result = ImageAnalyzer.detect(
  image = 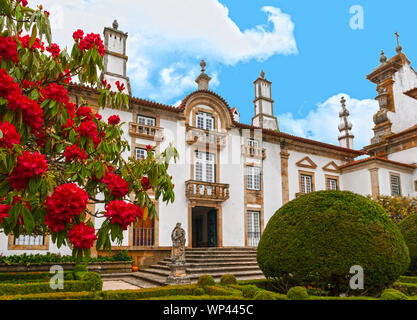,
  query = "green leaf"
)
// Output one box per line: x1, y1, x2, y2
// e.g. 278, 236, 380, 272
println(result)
29, 24, 38, 48
22, 205, 34, 234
